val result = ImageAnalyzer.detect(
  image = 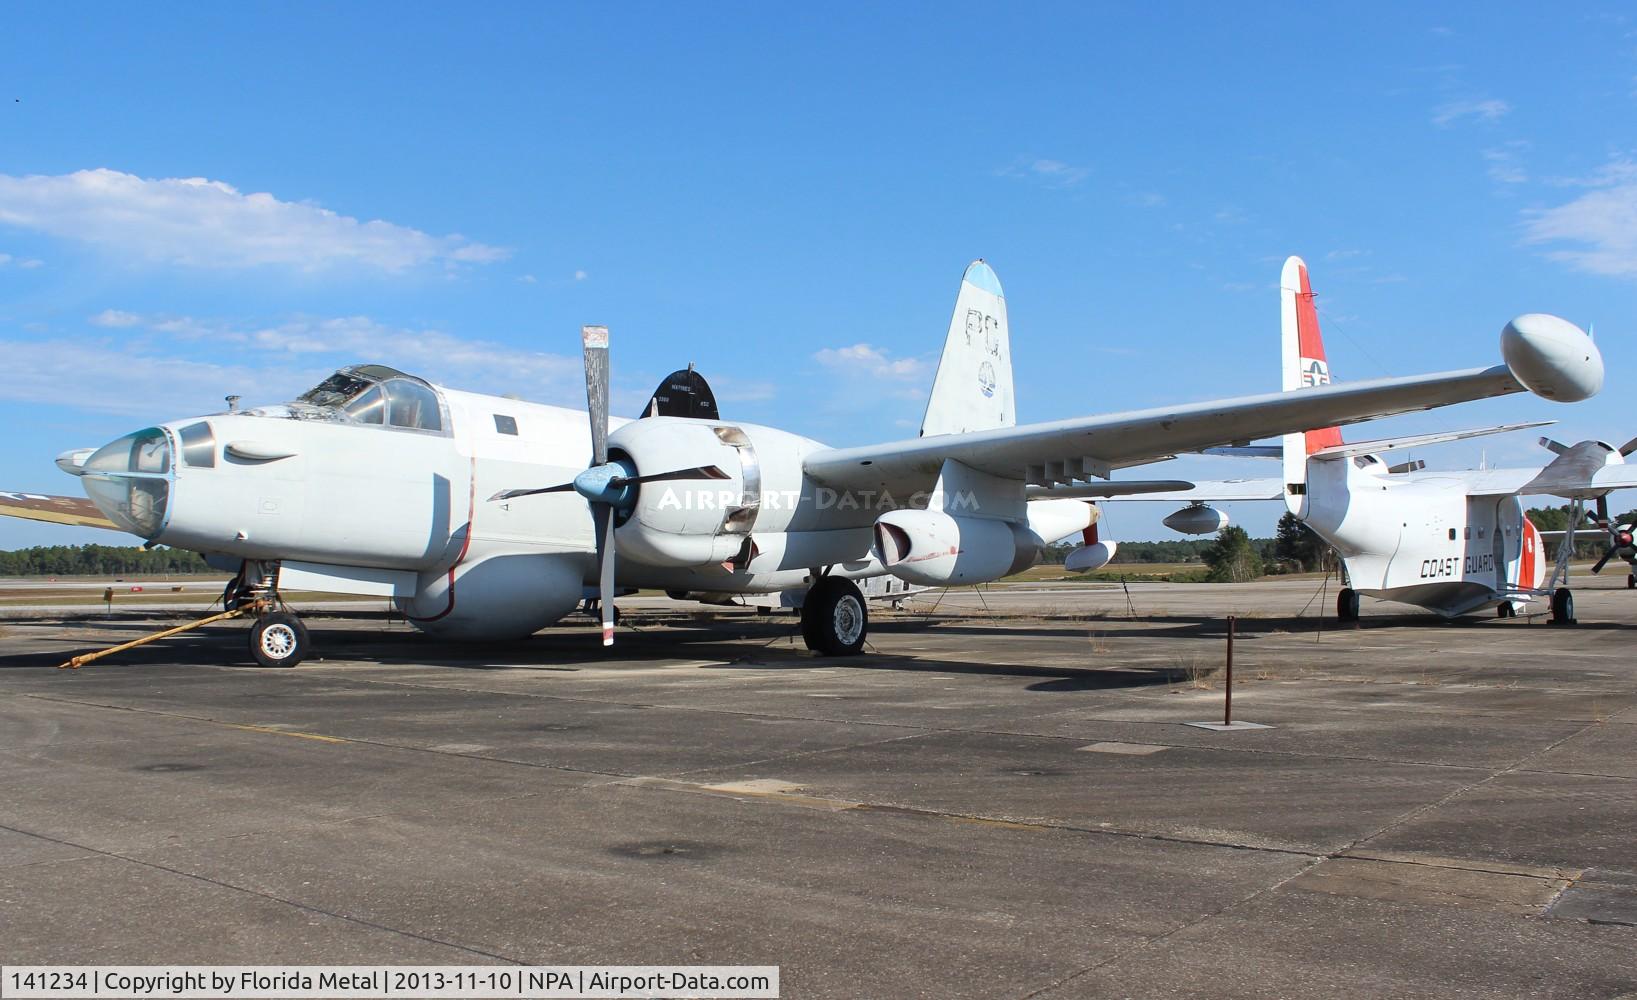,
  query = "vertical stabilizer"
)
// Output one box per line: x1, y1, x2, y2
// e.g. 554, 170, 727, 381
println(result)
1280, 256, 1342, 514
921, 260, 1015, 436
